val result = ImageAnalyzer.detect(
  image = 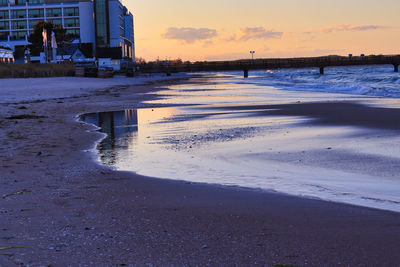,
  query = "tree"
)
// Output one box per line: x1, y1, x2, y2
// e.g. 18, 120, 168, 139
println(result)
135, 57, 146, 65
53, 25, 75, 60
27, 20, 53, 56
28, 21, 75, 58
